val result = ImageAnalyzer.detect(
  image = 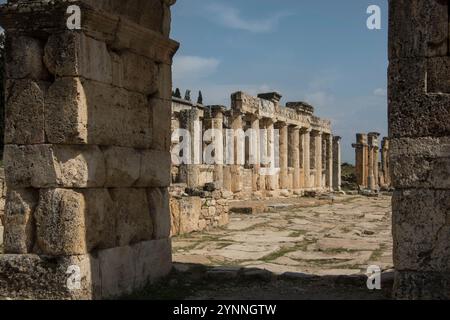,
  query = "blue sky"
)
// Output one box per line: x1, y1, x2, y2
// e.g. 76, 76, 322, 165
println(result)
172, 0, 389, 163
